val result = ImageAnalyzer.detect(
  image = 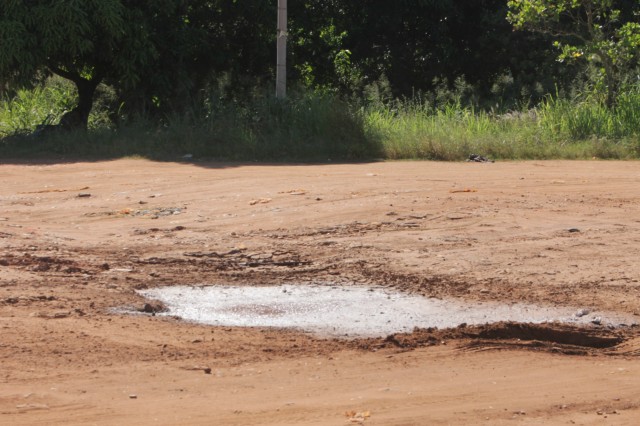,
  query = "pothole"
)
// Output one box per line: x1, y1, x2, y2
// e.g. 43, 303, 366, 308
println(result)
136, 284, 637, 338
